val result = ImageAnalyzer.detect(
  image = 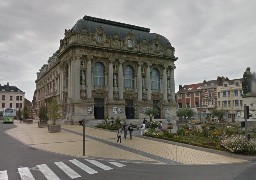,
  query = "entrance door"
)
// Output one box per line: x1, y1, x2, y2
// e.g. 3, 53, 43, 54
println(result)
153, 100, 161, 119
94, 98, 104, 119
125, 100, 135, 119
